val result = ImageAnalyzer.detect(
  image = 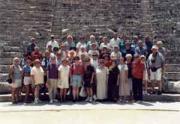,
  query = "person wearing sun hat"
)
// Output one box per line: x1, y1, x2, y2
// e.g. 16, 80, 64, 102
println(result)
147, 45, 165, 95
31, 59, 44, 104
156, 40, 167, 58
